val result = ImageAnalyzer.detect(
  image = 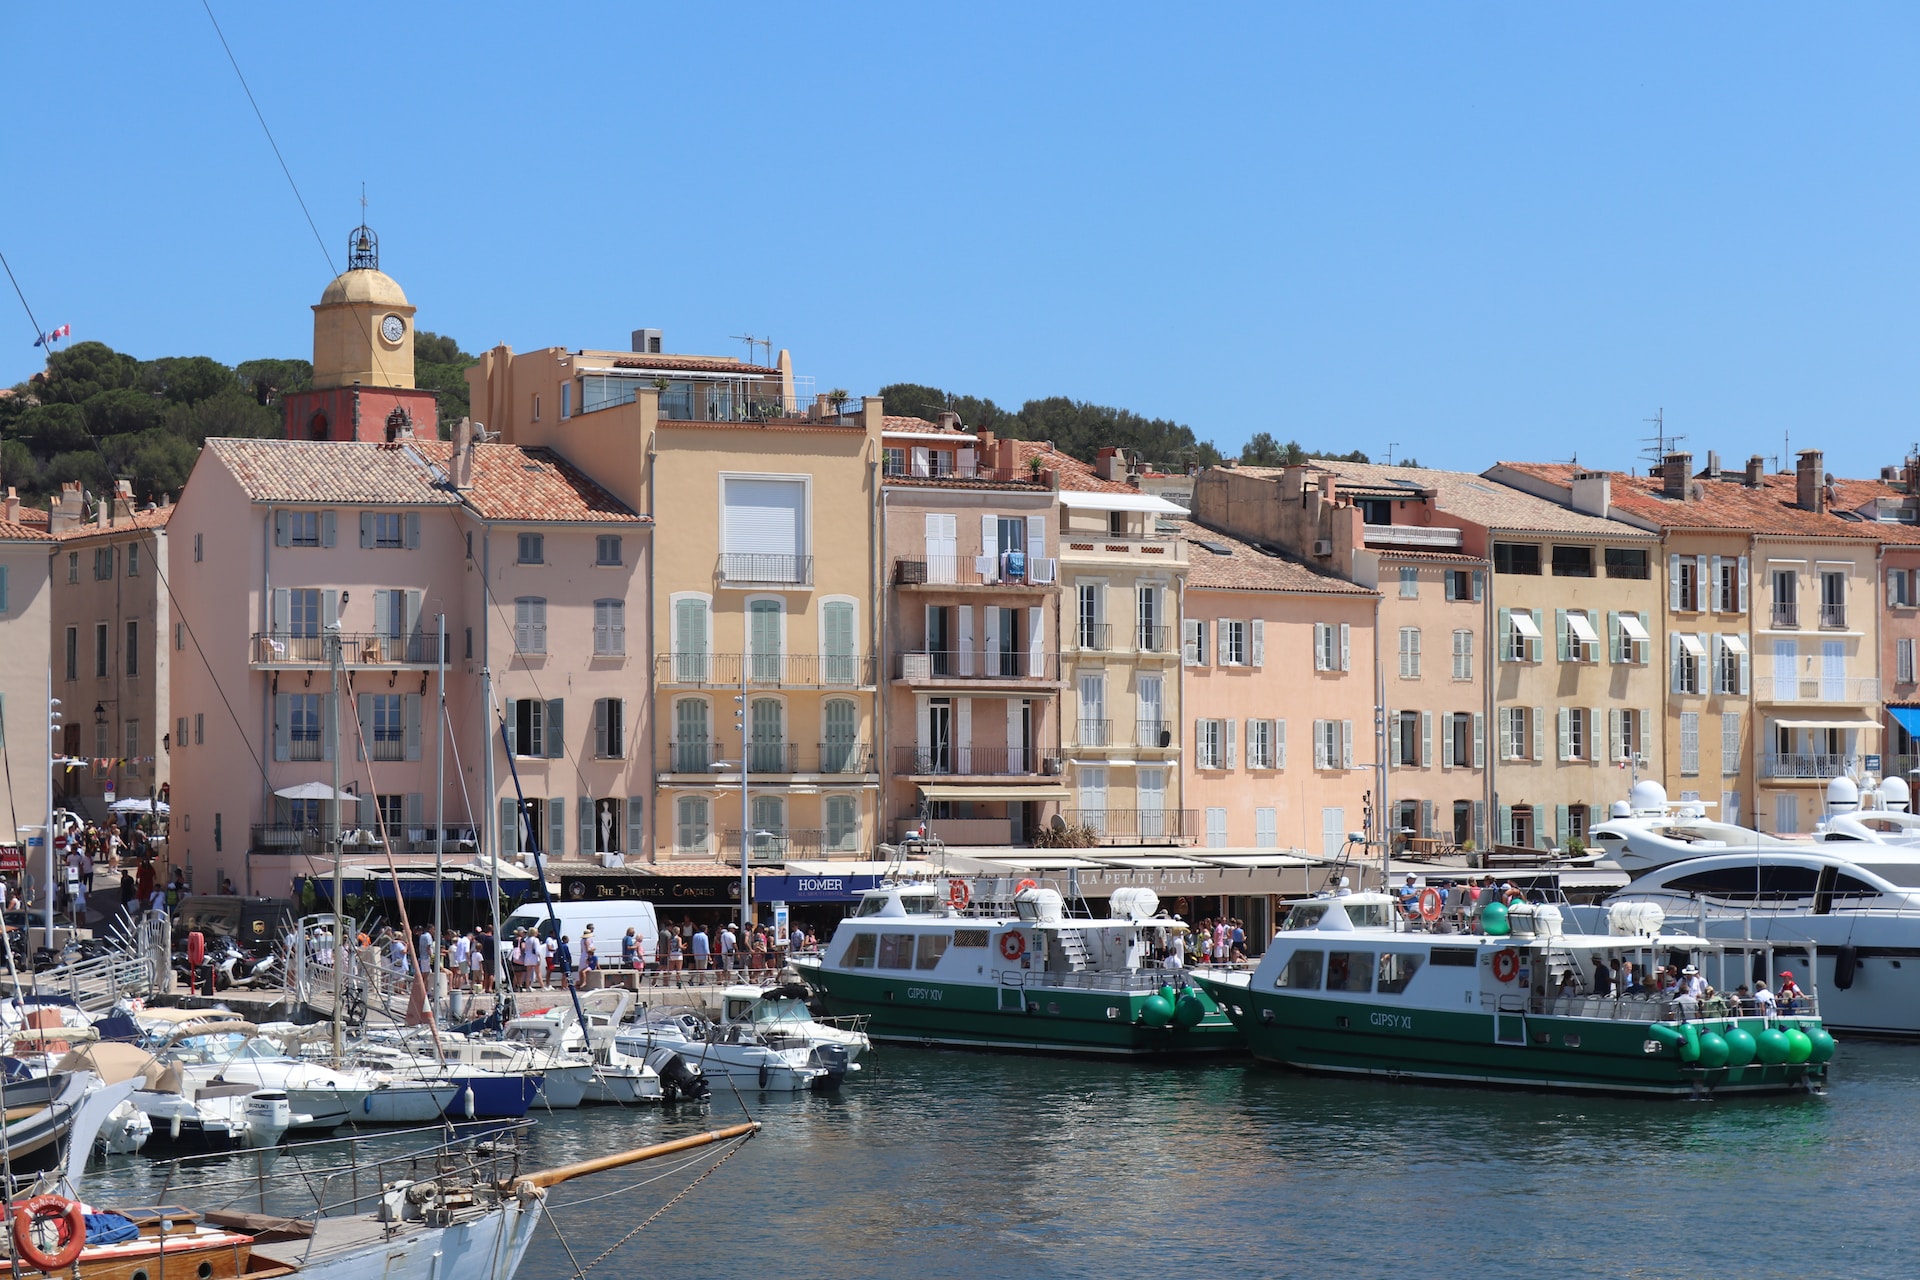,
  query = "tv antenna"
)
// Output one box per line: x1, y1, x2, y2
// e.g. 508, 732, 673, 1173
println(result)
1637, 408, 1685, 473
1385, 442, 1400, 466
730, 333, 773, 367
